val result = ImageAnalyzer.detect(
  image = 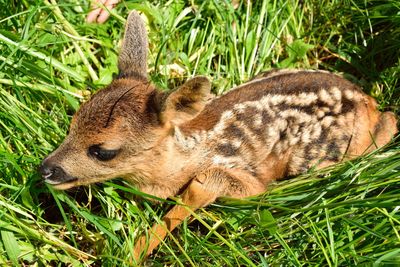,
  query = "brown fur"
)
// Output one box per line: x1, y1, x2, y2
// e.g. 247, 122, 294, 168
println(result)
39, 11, 398, 263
